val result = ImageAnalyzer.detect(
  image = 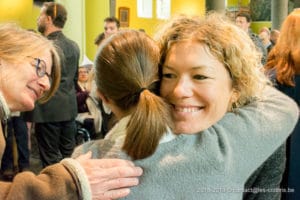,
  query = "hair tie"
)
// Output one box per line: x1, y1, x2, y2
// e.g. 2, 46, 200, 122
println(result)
138, 88, 147, 95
